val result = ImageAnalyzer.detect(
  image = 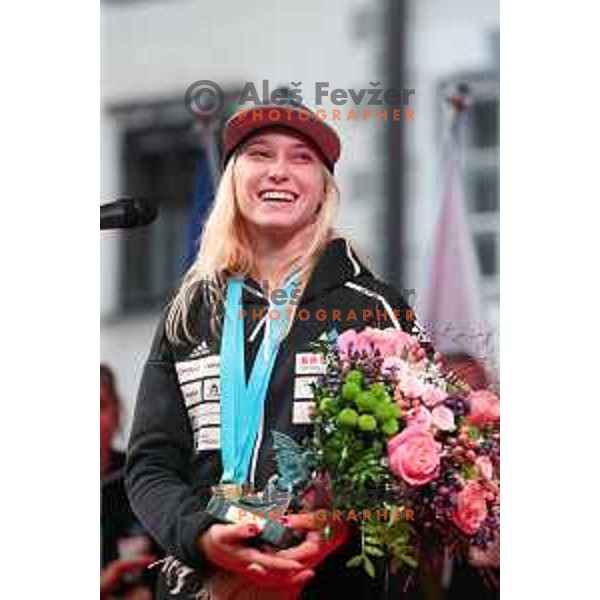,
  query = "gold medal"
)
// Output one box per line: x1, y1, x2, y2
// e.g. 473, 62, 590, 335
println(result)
212, 482, 246, 501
